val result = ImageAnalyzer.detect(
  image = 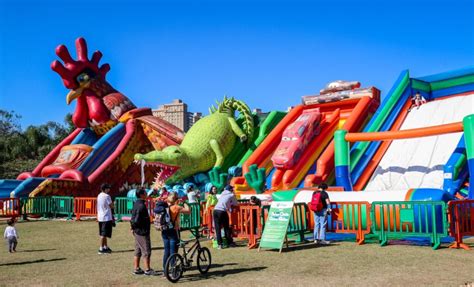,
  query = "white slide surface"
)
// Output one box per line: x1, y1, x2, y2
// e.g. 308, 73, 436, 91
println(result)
365, 93, 474, 191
